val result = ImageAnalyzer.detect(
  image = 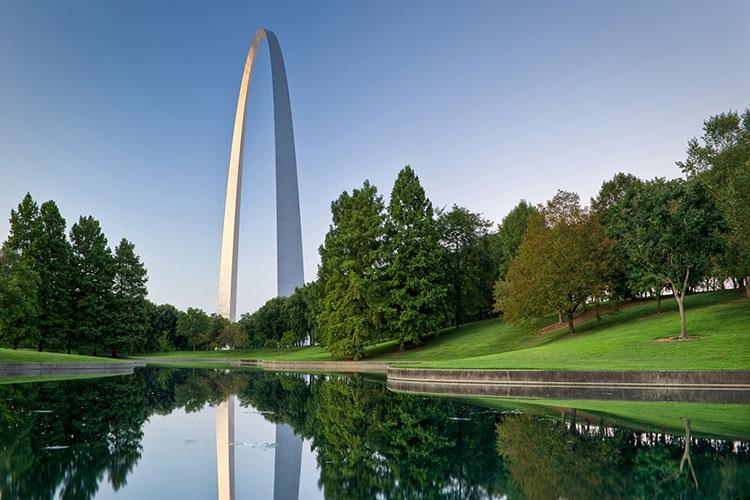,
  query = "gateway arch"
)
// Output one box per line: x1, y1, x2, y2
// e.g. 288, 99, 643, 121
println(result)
216, 29, 304, 500
218, 28, 304, 322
